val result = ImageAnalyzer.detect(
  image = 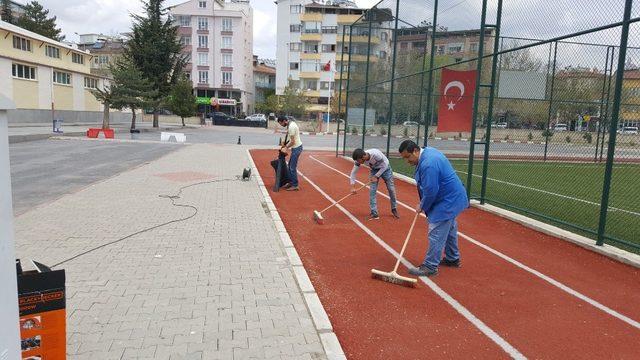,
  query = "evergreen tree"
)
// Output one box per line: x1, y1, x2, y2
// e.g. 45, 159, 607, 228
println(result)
109, 58, 158, 130
1, 0, 15, 24
167, 77, 196, 127
125, 0, 185, 127
16, 1, 64, 41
